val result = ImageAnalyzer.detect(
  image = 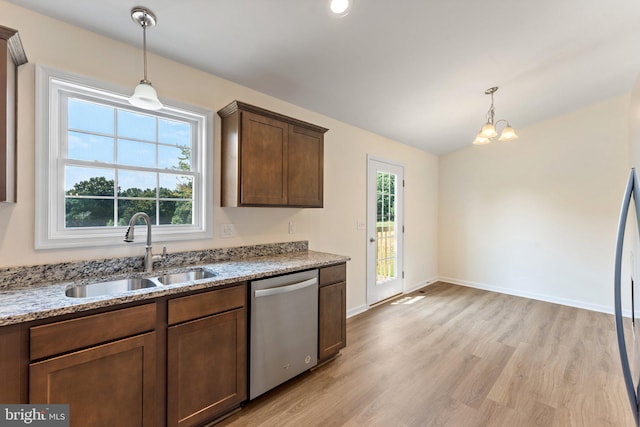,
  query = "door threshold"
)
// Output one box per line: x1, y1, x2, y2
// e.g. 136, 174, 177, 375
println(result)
369, 292, 403, 308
